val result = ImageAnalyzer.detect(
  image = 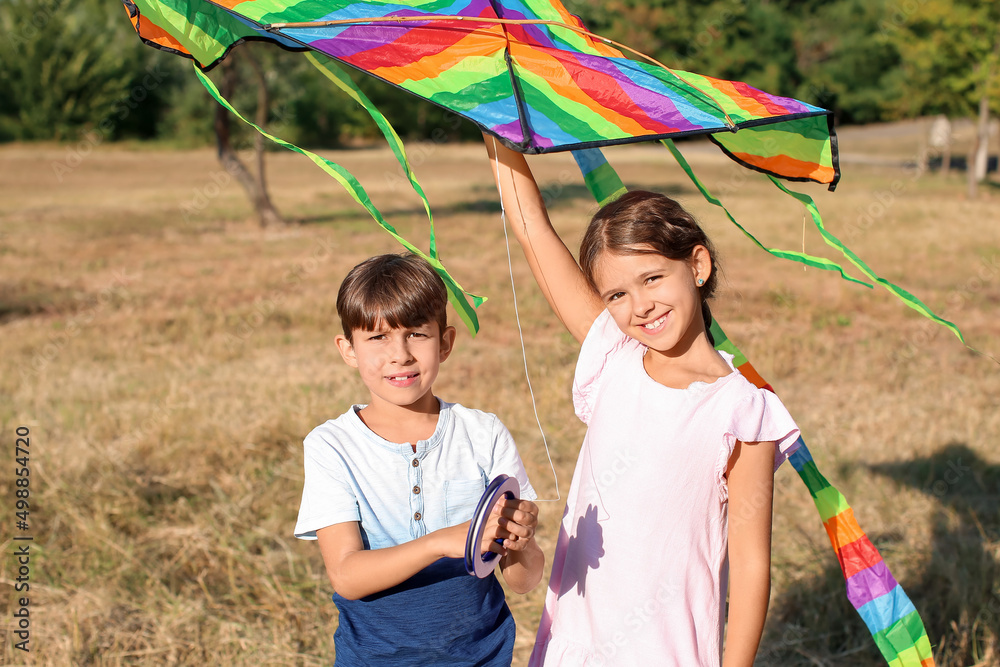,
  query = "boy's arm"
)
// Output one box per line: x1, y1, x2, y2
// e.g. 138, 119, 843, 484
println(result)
316, 520, 472, 600
496, 499, 545, 594
722, 440, 775, 667
483, 135, 604, 343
